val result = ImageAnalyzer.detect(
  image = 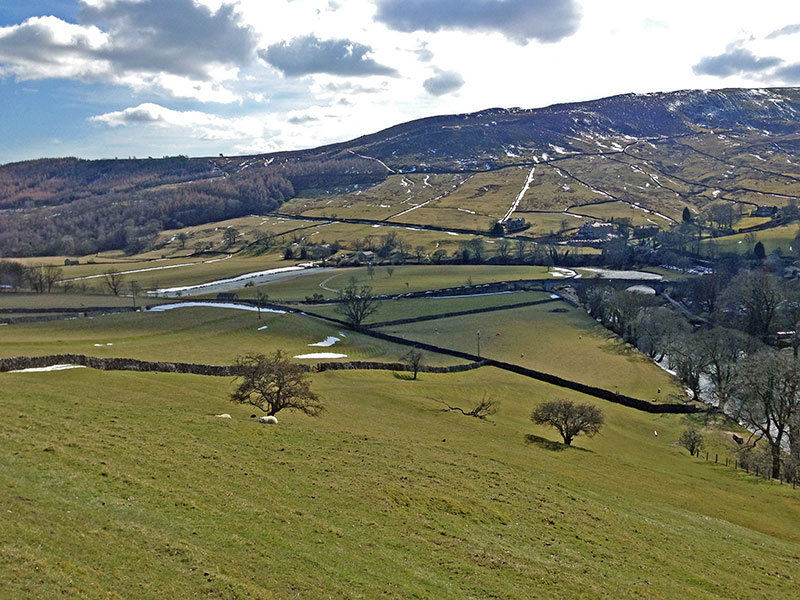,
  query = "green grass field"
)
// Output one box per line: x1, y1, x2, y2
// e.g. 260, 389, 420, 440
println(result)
700, 223, 800, 256
309, 290, 554, 325
0, 307, 461, 366
2, 366, 799, 599
253, 265, 556, 301
378, 301, 685, 400
0, 293, 170, 310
